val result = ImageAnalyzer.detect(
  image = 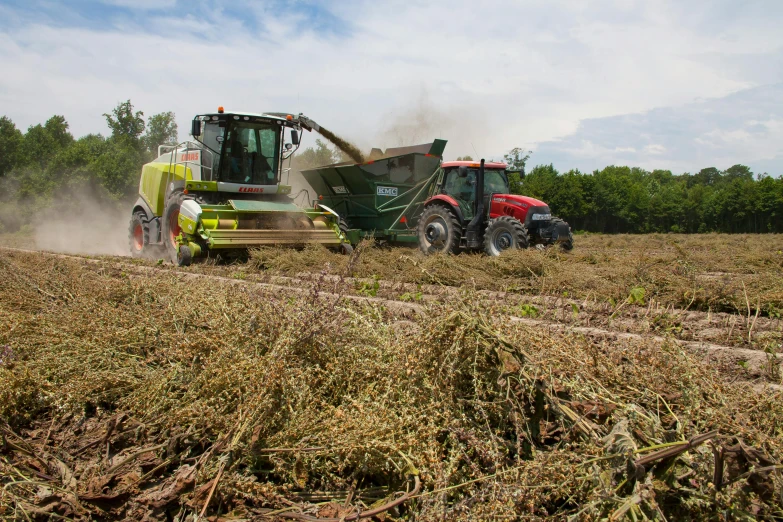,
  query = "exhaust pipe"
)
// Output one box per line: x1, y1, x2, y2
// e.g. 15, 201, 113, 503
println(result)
465, 159, 485, 249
